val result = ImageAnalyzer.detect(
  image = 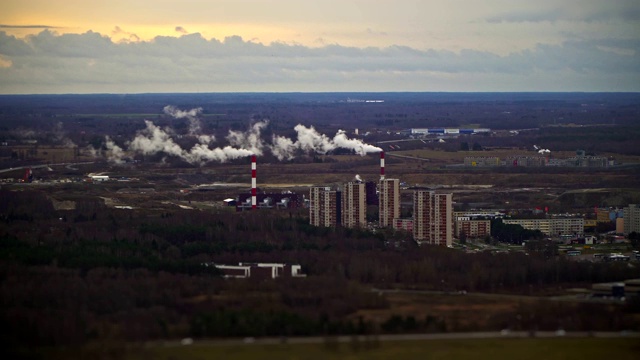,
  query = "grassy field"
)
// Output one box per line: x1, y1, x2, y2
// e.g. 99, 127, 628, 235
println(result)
36, 337, 640, 360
